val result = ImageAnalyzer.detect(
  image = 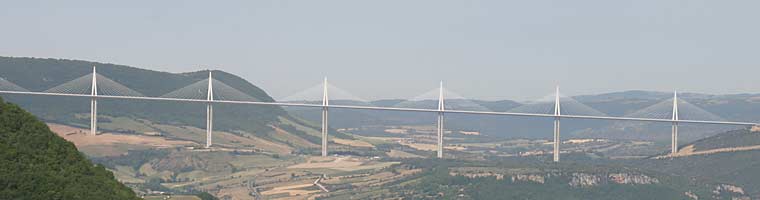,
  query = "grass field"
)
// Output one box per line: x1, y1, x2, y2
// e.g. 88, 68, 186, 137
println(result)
333, 138, 374, 148
260, 182, 320, 196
